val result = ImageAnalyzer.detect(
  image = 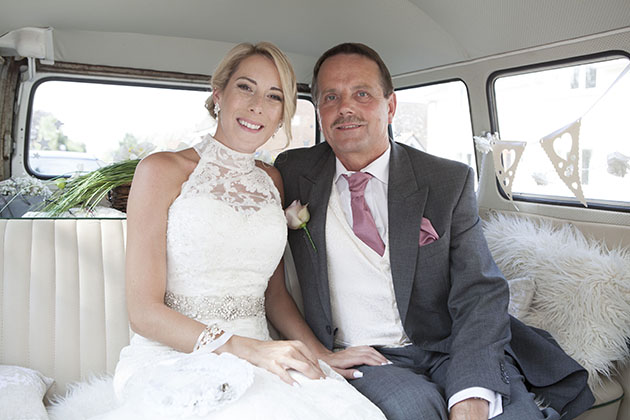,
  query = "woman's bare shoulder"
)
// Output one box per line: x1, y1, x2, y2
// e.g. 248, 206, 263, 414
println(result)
130, 148, 199, 200
136, 149, 197, 181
